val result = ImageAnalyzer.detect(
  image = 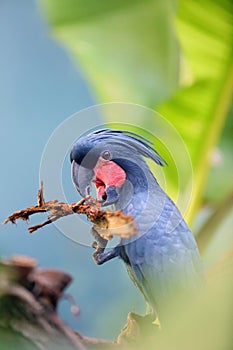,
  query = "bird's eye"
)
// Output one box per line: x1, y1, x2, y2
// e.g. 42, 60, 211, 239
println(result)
102, 150, 111, 160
